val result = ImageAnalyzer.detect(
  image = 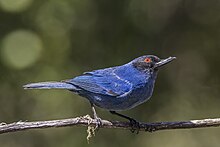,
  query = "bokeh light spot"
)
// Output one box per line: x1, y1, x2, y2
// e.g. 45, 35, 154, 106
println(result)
1, 30, 43, 69
0, 0, 33, 12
